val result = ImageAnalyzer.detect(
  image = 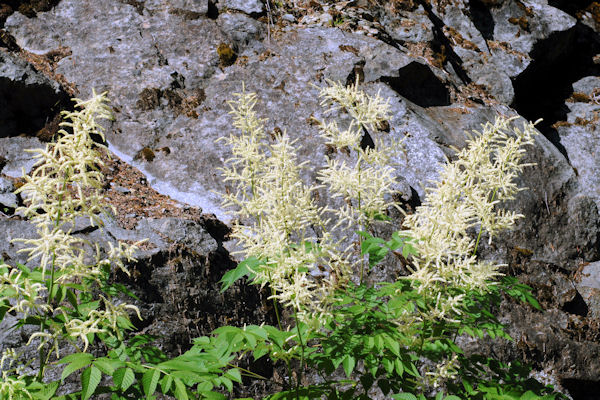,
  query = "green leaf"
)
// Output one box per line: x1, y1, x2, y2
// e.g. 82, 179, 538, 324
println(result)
113, 367, 135, 391
520, 391, 542, 400
171, 370, 202, 382
394, 358, 404, 376
93, 357, 124, 375
59, 353, 95, 365
173, 378, 189, 400
526, 295, 542, 310
253, 345, 269, 360
382, 358, 394, 374
342, 355, 356, 377
244, 325, 268, 340
224, 368, 242, 383
462, 379, 474, 394
219, 257, 262, 292
60, 353, 94, 382
66, 289, 79, 309
160, 374, 173, 393
204, 393, 226, 400
197, 381, 214, 392
219, 376, 233, 392
0, 301, 10, 323
29, 380, 59, 400
392, 394, 417, 400
142, 368, 161, 398
383, 335, 400, 356
81, 366, 101, 400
